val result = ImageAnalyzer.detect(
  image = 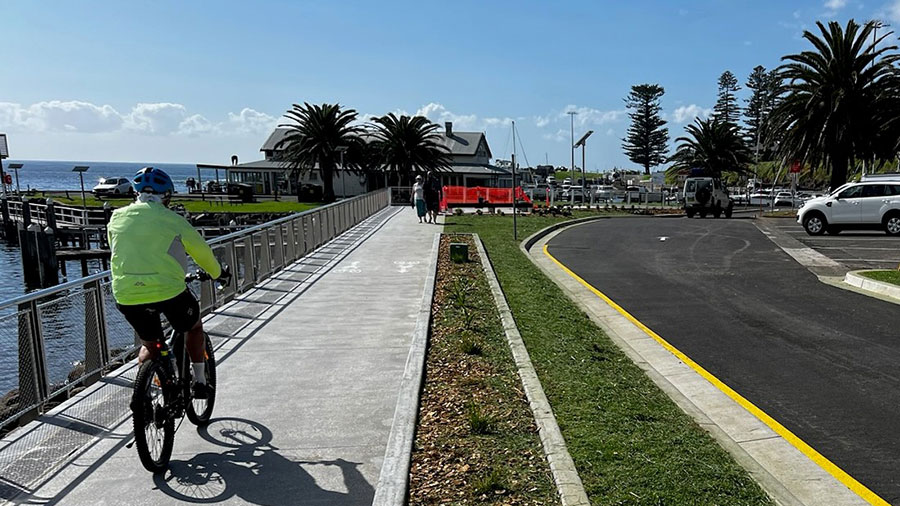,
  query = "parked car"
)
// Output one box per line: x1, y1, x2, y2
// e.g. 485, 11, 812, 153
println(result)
797, 180, 900, 235
625, 185, 650, 202
92, 177, 133, 196
561, 185, 586, 203
682, 176, 734, 218
773, 191, 795, 207
592, 185, 618, 202
546, 175, 557, 186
